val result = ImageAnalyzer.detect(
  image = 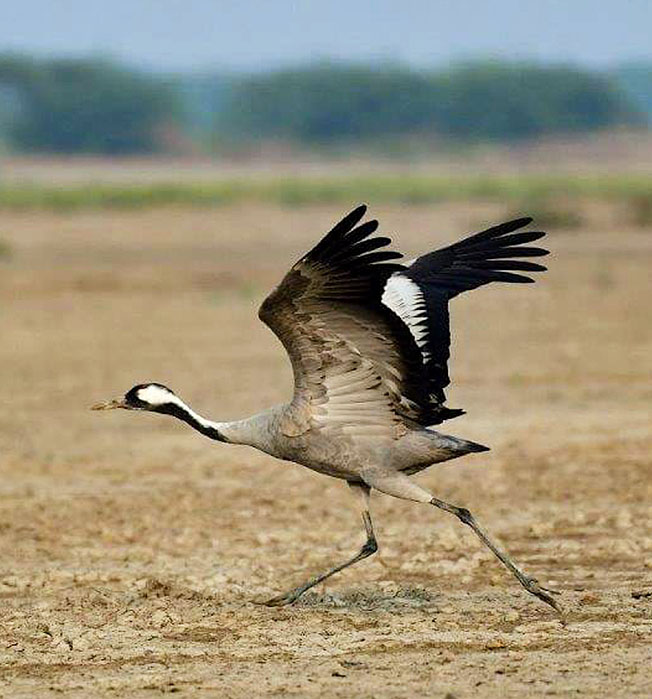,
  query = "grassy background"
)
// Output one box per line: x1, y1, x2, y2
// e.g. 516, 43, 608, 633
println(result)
1, 174, 652, 212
